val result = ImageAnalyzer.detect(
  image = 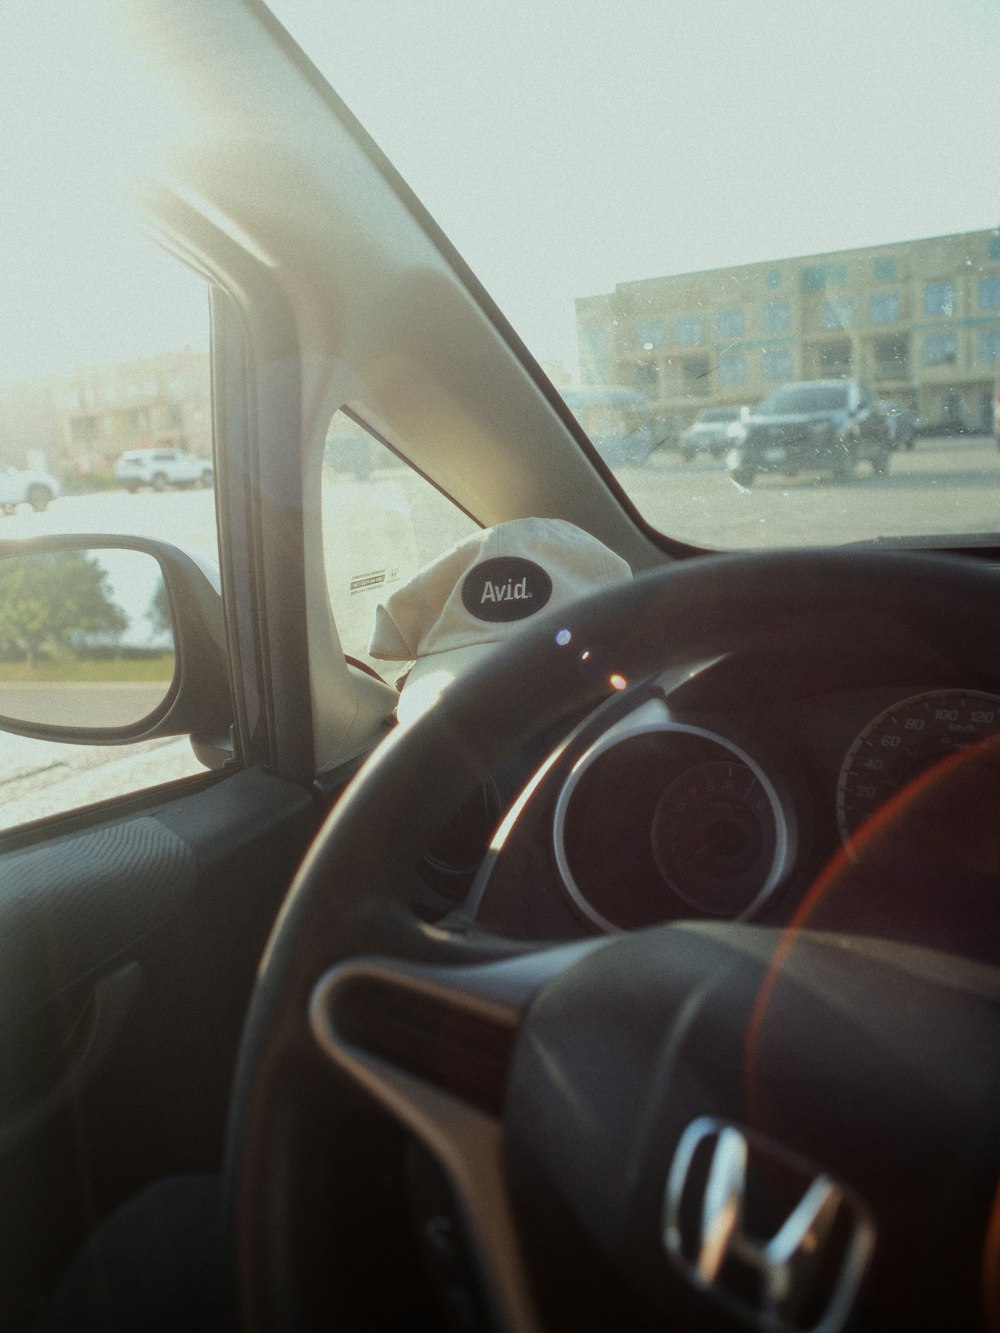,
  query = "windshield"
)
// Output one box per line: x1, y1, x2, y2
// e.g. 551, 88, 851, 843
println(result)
756, 385, 850, 416
267, 1, 999, 549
